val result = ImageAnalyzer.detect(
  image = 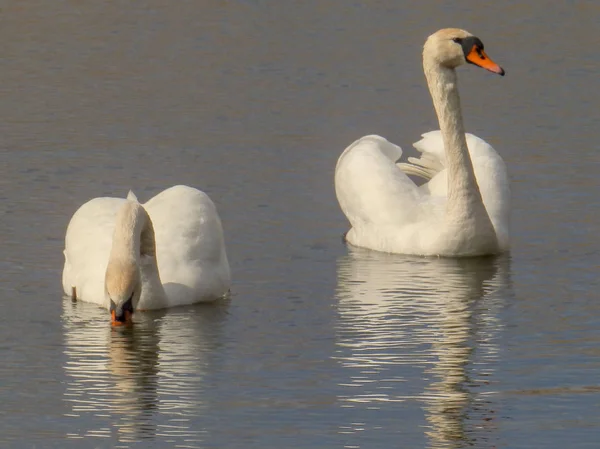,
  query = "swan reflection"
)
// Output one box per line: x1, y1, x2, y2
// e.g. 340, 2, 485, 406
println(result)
335, 249, 511, 448
61, 299, 229, 446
